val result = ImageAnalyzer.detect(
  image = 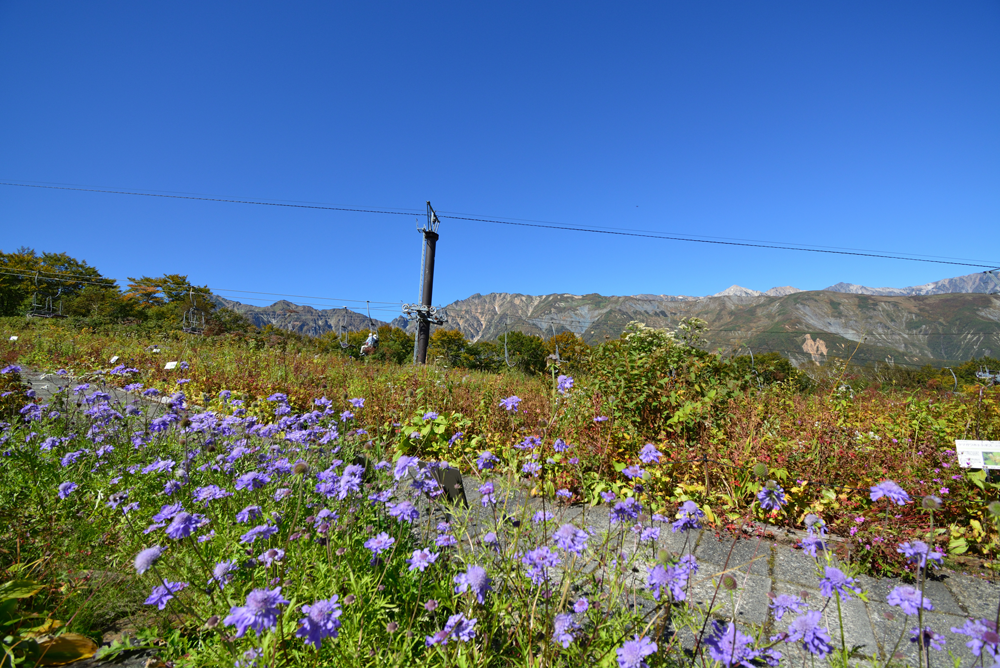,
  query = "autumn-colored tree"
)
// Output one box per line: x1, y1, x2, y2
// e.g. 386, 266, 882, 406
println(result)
124, 274, 210, 308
